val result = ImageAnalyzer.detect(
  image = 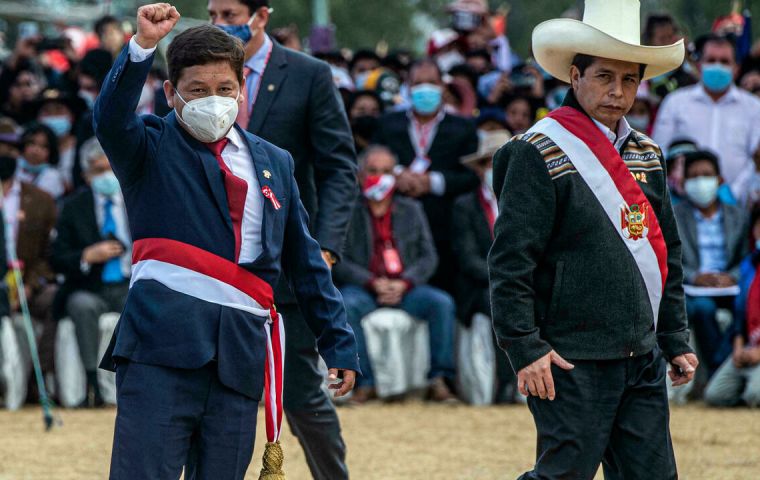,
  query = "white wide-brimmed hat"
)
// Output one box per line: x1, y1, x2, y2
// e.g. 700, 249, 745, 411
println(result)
532, 0, 685, 83
461, 130, 512, 166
